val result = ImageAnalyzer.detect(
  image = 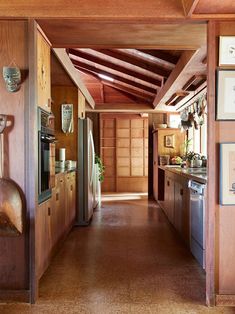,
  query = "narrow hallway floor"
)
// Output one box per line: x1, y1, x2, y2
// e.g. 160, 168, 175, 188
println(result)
0, 199, 234, 313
